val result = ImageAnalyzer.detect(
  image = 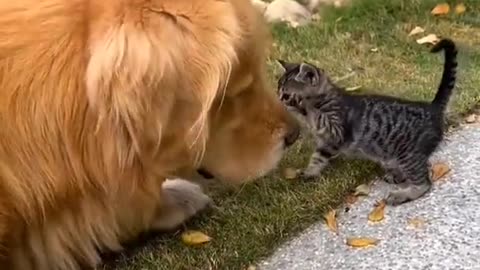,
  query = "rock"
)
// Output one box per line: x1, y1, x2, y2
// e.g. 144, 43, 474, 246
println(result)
264, 0, 312, 28
251, 0, 269, 14
465, 114, 477, 124
301, 0, 352, 13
